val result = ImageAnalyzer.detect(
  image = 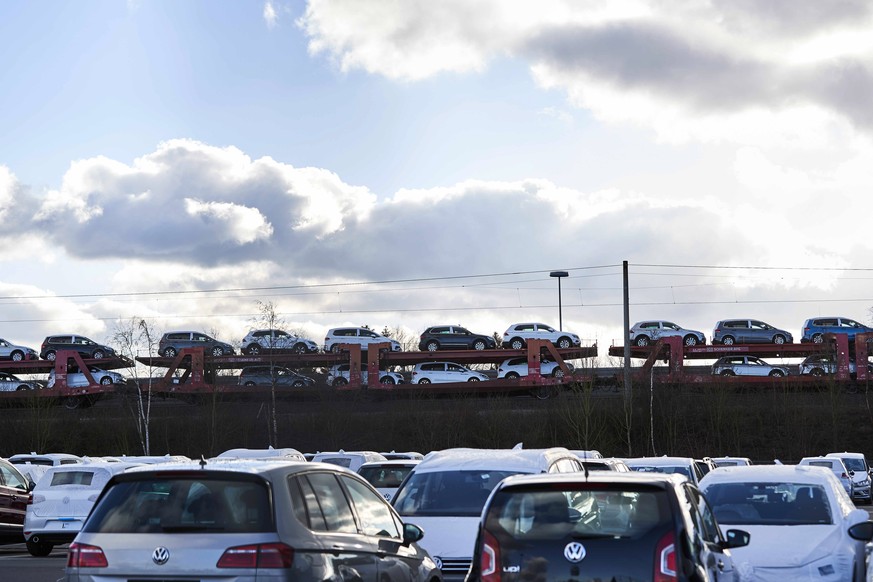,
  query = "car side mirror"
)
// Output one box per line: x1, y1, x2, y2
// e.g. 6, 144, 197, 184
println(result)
402, 523, 424, 546
722, 529, 750, 549
27, 480, 36, 492
849, 470, 855, 477
848, 521, 873, 542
